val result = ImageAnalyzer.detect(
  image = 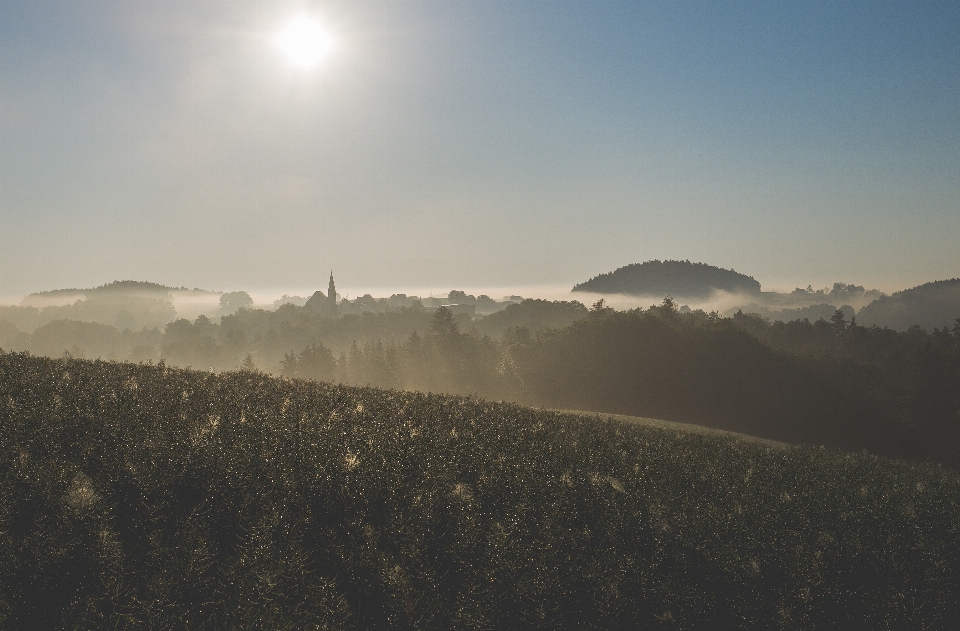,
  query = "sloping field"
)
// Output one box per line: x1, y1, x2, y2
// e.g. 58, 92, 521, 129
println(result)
566, 410, 793, 449
2, 351, 959, 629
